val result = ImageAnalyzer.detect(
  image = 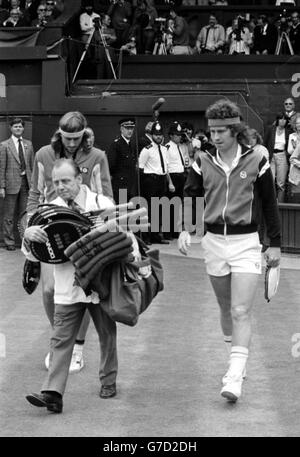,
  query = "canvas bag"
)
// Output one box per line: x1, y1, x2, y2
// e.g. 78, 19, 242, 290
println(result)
98, 238, 164, 326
